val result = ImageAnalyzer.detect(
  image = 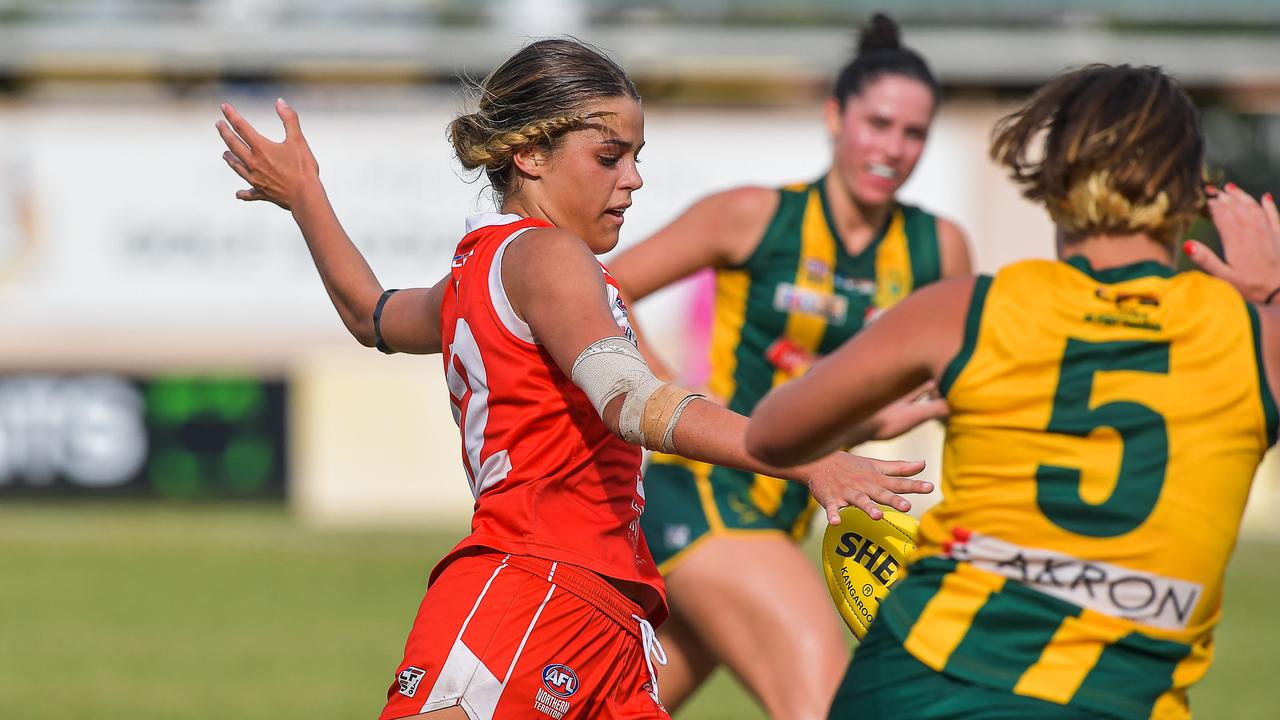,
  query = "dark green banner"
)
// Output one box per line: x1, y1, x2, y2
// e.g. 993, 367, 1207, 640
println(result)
0, 374, 287, 499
